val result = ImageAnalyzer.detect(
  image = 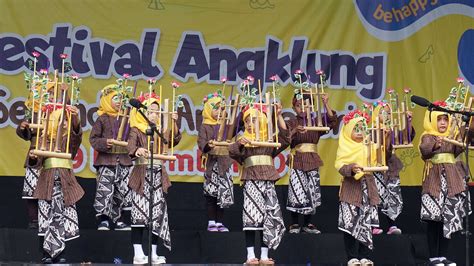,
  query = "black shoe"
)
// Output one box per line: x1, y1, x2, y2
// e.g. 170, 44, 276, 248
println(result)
440, 259, 456, 266
28, 221, 39, 229
428, 259, 444, 266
